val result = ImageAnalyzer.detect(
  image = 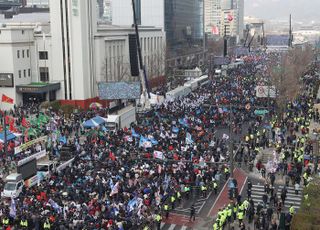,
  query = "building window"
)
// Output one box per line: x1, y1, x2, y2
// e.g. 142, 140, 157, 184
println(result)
17, 50, 20, 59
28, 69, 31, 77
27, 49, 29, 58
39, 51, 48, 60
23, 69, 26, 78
22, 50, 25, 58
40, 67, 49, 82
18, 70, 21, 78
